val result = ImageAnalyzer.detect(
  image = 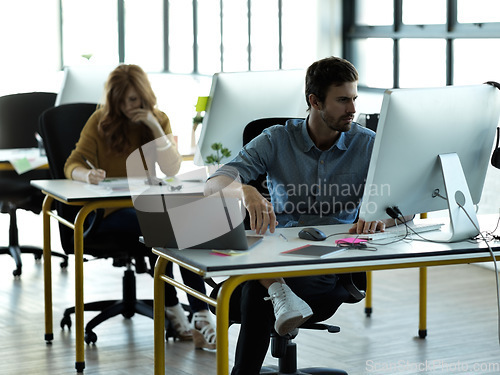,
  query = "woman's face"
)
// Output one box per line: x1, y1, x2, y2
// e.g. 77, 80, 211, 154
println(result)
120, 87, 142, 119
